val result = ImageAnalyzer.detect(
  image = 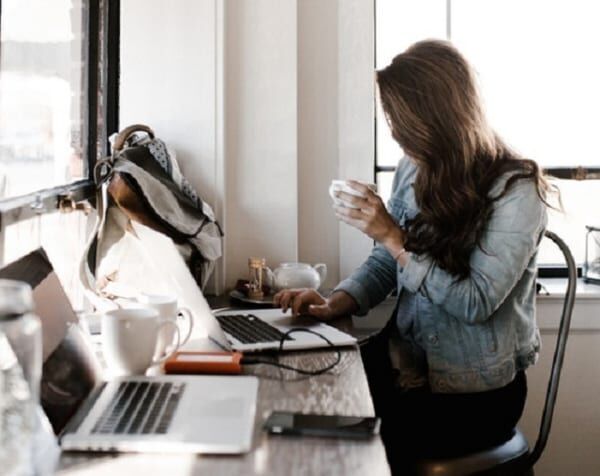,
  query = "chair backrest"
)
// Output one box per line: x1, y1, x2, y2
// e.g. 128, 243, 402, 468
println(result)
528, 230, 577, 467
